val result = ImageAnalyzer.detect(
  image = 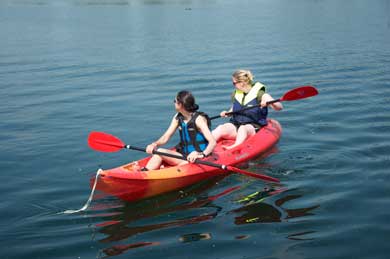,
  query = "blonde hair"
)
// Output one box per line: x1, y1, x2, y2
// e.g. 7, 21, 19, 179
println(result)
232, 69, 254, 85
